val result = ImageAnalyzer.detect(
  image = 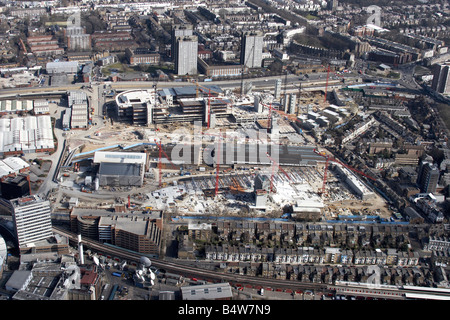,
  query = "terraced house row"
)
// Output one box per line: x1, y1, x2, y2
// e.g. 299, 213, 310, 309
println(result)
258, 264, 436, 286
204, 245, 420, 267
190, 221, 413, 249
